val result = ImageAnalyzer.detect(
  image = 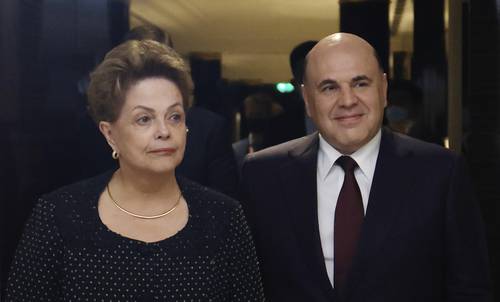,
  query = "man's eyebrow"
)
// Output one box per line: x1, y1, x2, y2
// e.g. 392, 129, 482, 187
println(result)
352, 75, 372, 82
317, 79, 338, 88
